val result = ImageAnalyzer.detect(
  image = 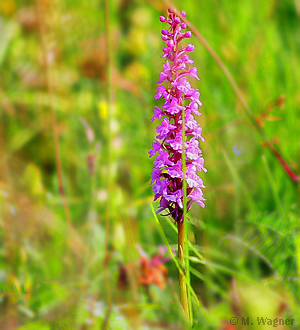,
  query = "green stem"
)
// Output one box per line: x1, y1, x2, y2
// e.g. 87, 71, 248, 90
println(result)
179, 100, 191, 321
178, 221, 189, 319
151, 204, 210, 322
